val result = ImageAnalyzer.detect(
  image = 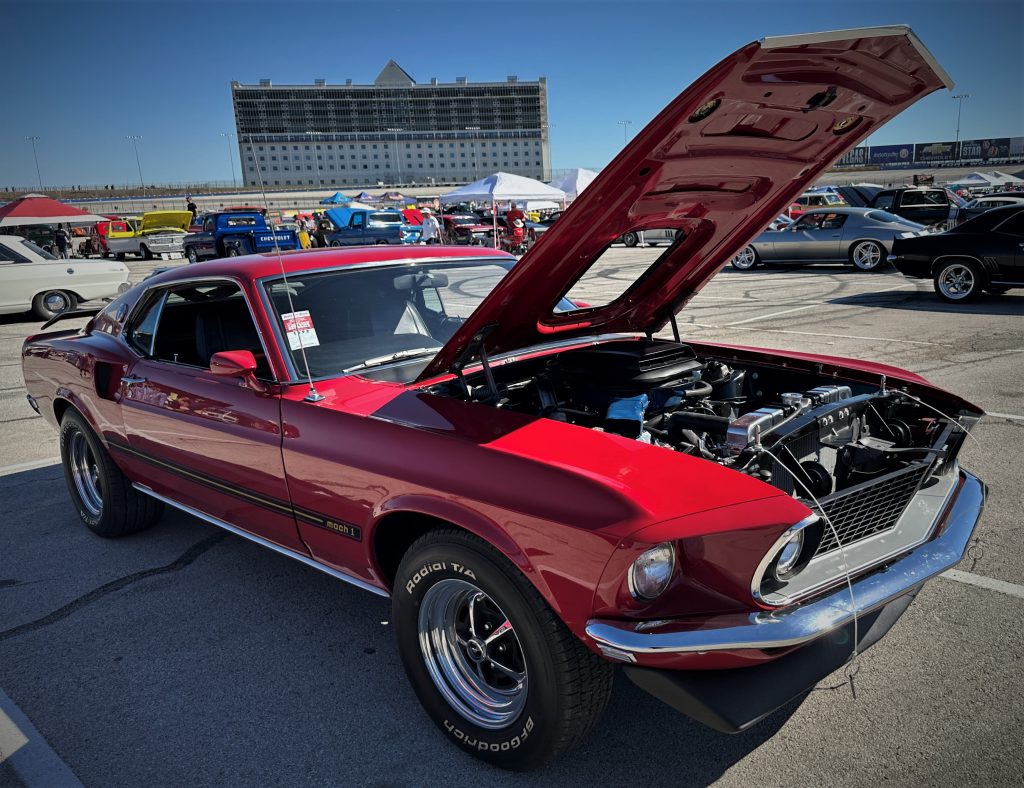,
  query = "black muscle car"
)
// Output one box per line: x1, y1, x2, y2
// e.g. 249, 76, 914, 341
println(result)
888, 205, 1024, 302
